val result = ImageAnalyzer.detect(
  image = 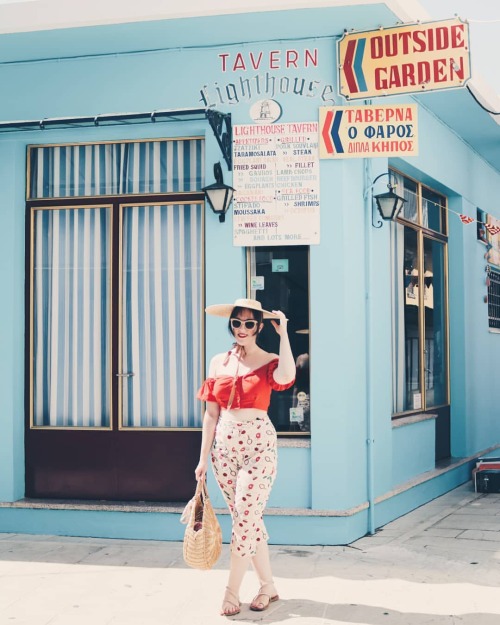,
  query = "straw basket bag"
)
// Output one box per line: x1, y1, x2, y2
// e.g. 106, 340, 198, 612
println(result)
182, 479, 222, 570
